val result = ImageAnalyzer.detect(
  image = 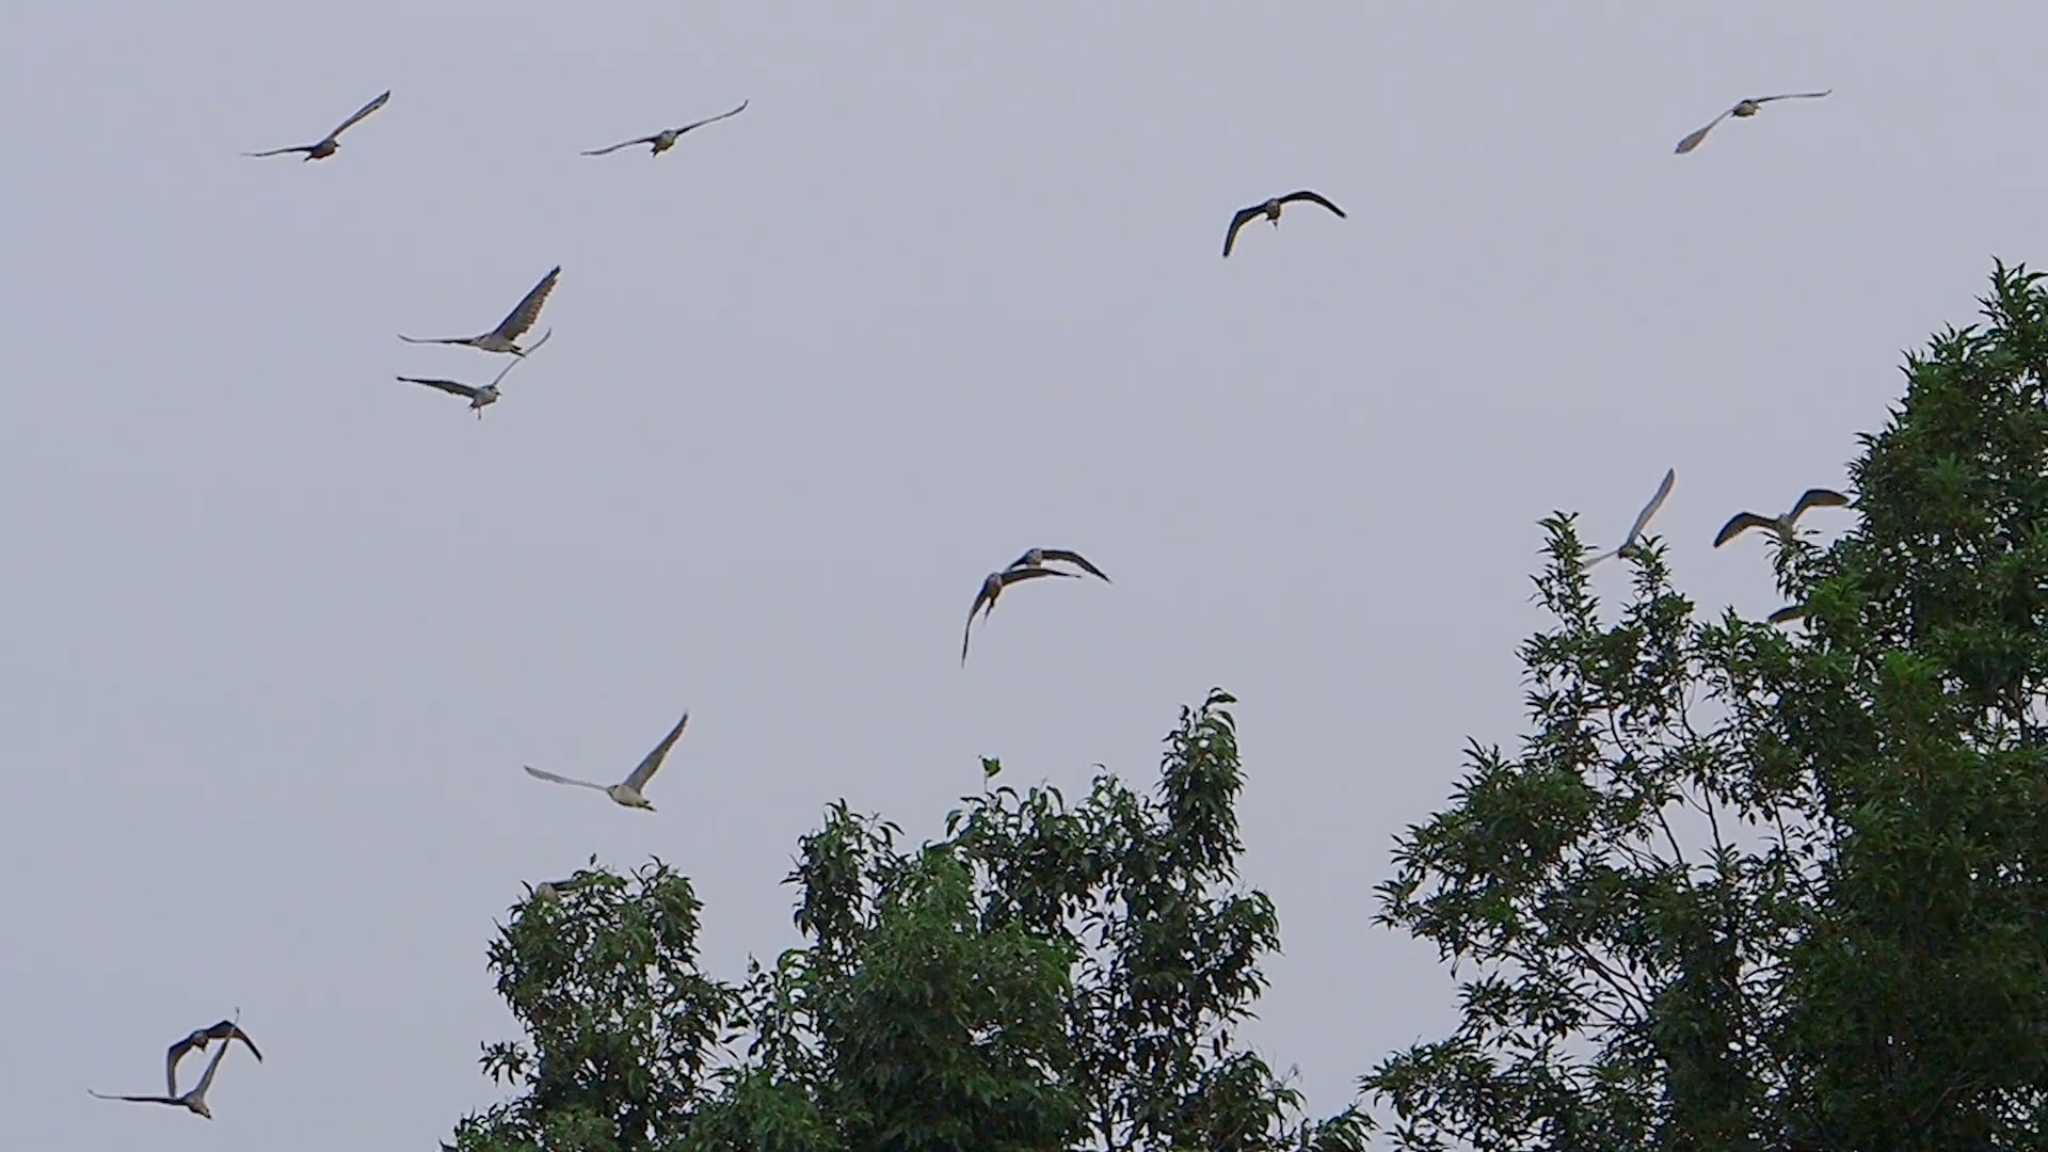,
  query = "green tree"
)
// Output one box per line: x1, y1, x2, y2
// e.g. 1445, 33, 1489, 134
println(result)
1367, 262, 2048, 1150
452, 691, 1369, 1152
